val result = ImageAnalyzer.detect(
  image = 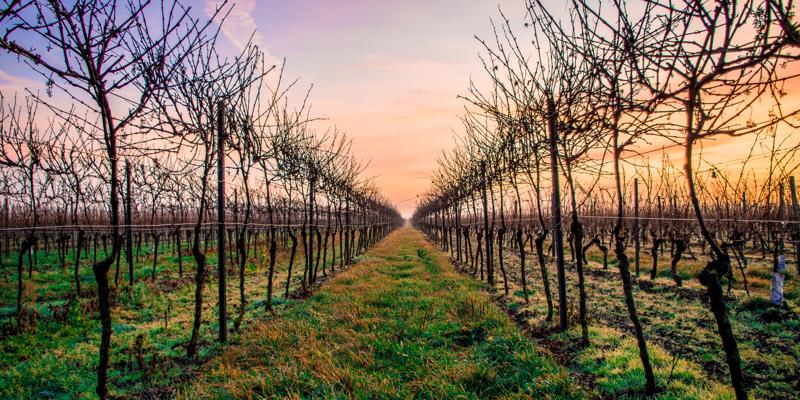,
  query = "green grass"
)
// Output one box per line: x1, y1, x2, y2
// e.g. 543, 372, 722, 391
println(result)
548, 326, 734, 399
9, 228, 788, 399
459, 236, 800, 399
178, 227, 583, 399
0, 234, 347, 399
